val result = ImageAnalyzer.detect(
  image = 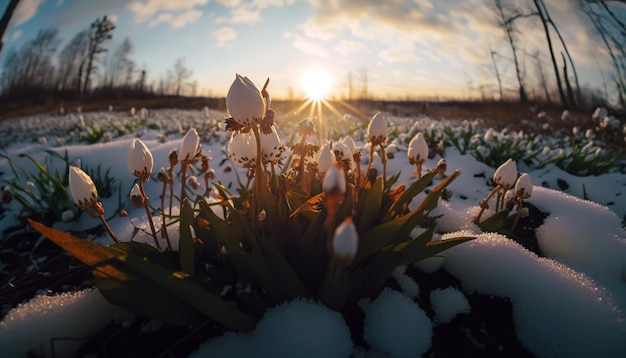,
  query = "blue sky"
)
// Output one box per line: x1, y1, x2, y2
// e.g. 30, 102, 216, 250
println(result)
1, 0, 619, 100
